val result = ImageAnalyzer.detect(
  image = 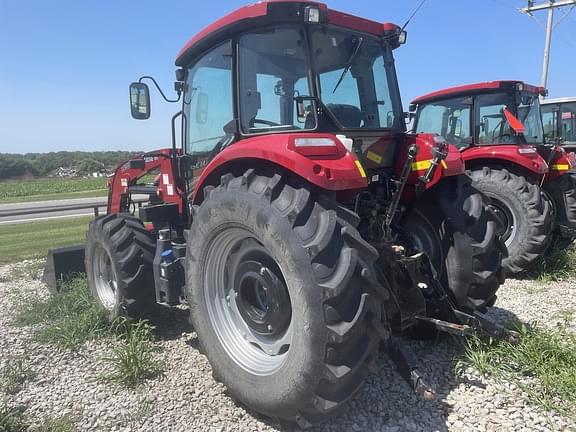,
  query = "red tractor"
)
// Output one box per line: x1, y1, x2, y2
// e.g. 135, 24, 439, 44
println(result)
410, 80, 576, 275
46, 2, 512, 426
541, 97, 576, 153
